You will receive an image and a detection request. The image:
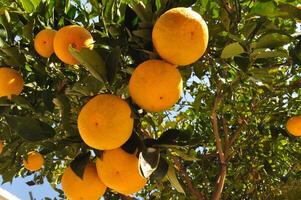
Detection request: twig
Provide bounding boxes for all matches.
[172,156,208,200]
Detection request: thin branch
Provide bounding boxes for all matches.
[222,116,229,148]
[120,194,137,200]
[220,0,235,15]
[172,156,208,200]
[211,81,227,200]
[210,82,225,164]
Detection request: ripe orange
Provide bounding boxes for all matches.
[286,115,301,137]
[34,29,56,58]
[129,59,183,112]
[0,67,24,99]
[61,162,107,200]
[77,94,134,150]
[53,25,94,65]
[152,7,209,66]
[0,140,3,154]
[23,151,44,171]
[96,148,147,195]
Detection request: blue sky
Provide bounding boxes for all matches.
[0,176,59,199]
[1,1,301,200]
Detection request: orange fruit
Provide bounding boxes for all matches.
[152,7,209,66]
[23,151,44,171]
[53,25,94,65]
[0,140,3,154]
[77,94,134,150]
[61,162,107,200]
[34,29,56,58]
[0,67,24,99]
[129,59,183,112]
[286,115,301,137]
[96,148,147,195]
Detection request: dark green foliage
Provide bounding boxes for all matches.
[0,0,300,199]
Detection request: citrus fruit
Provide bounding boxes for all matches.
[77,94,134,150]
[152,7,209,65]
[53,25,94,65]
[23,151,44,171]
[0,67,24,99]
[61,162,107,200]
[96,148,147,195]
[0,140,3,154]
[286,115,301,137]
[34,28,56,58]
[129,59,183,112]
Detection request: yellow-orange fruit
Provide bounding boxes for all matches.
[0,67,24,99]
[152,7,209,66]
[23,151,44,171]
[34,29,56,58]
[77,94,133,150]
[129,59,183,112]
[286,115,301,137]
[53,25,94,65]
[96,148,147,195]
[0,140,4,154]
[61,162,107,200]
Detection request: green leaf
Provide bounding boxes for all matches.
[53,94,77,136]
[157,129,180,145]
[69,47,107,83]
[166,164,186,195]
[250,1,278,17]
[5,115,56,141]
[253,33,293,49]
[132,29,151,41]
[105,47,121,83]
[221,42,245,59]
[18,0,35,13]
[31,0,41,8]
[172,148,200,161]
[1,46,26,68]
[152,157,169,180]
[70,153,90,180]
[23,21,34,41]
[250,49,289,59]
[138,147,160,178]
[121,133,142,154]
[11,96,34,110]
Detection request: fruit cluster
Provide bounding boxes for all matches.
[0,6,300,200]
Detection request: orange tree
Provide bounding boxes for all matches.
[0,0,301,199]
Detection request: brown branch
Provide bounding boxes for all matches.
[220,0,234,15]
[211,82,227,200]
[172,156,208,200]
[211,83,225,164]
[222,116,229,148]
[120,194,137,200]
[213,164,227,200]
[200,152,218,159]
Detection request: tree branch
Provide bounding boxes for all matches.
[211,82,227,200]
[211,83,224,164]
[222,116,229,148]
[172,156,208,200]
[120,194,137,200]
